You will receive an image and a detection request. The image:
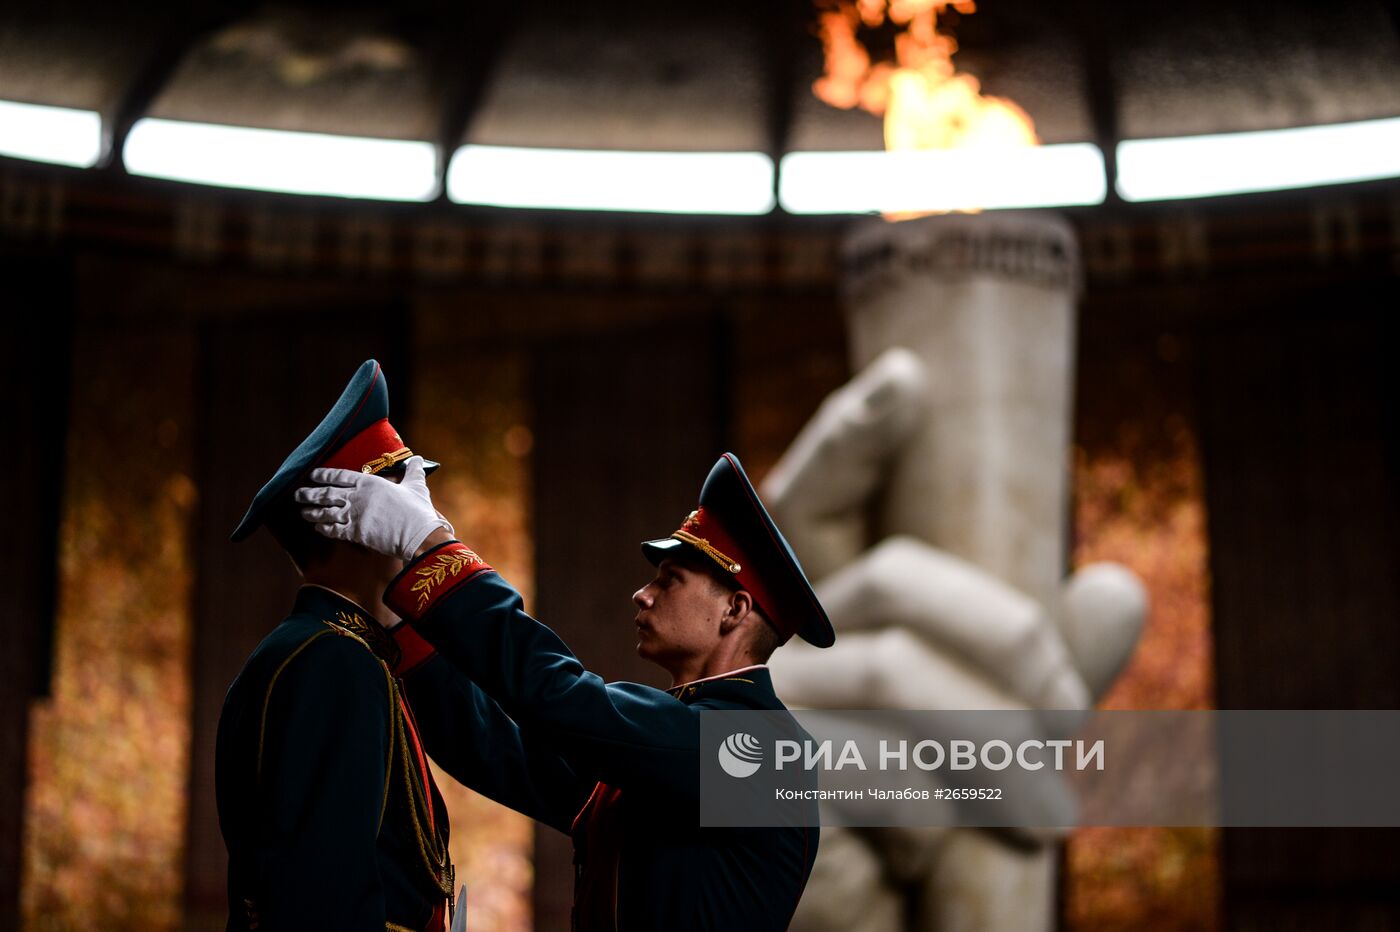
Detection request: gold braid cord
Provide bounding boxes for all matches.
[671,529,741,574]
[320,617,454,901]
[389,676,455,897]
[362,446,414,475]
[254,624,451,927]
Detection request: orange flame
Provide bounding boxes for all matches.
[814,0,1038,213]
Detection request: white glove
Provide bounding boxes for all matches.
[295,456,454,562]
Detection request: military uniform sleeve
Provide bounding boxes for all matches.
[401,653,592,835]
[253,634,392,930]
[385,542,700,798]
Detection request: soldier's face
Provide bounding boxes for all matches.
[632,558,732,671]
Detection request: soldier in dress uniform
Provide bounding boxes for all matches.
[217,359,465,931]
[296,451,836,930]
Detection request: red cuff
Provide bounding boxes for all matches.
[386,541,493,622]
[391,623,437,676]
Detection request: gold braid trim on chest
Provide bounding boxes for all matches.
[317,616,454,897]
[389,674,455,897]
[253,624,452,919]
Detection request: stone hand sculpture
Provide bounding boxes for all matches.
[762,213,1148,932]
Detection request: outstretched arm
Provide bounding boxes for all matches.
[385,542,702,800]
[398,650,592,835]
[296,461,703,799]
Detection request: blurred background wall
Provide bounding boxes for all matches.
[3,1,1400,929]
[5,165,1397,930]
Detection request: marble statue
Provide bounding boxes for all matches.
[764,212,1147,932]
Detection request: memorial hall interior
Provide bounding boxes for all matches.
[2,0,1398,929]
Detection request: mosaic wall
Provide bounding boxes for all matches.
[1064,326,1221,931]
[23,323,197,929]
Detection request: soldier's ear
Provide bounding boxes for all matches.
[727,589,754,622]
[719,591,749,637]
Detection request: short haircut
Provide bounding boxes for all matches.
[682,552,788,661]
[264,497,335,575]
[744,608,785,662]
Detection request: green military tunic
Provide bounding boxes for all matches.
[385,542,818,931]
[215,585,454,931]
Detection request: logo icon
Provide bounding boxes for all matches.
[718,732,764,778]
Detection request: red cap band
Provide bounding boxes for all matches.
[321,418,410,474]
[674,507,788,641]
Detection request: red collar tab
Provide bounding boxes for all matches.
[320,418,413,475]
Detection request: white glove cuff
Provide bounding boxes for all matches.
[402,516,455,563]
